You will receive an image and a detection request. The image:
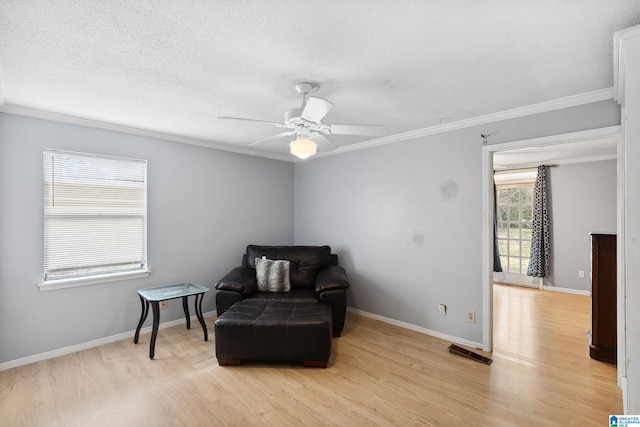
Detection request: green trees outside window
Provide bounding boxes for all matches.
[497,186,534,274]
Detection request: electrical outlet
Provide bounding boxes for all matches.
[438,304,447,316]
[466,310,476,323]
[578,270,585,278]
[160,301,168,309]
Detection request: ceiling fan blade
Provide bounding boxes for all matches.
[310,134,337,152]
[218,116,282,126]
[249,131,294,146]
[301,97,333,123]
[329,123,387,137]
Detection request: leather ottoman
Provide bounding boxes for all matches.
[214,301,332,368]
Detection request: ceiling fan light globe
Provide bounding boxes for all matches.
[290,137,317,159]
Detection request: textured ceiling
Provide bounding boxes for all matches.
[1,1,639,161]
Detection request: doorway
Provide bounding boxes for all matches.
[481,125,621,354]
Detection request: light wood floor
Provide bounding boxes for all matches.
[0,284,621,426]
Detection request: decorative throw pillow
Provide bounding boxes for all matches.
[255,257,291,292]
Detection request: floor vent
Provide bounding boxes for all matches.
[448,344,493,365]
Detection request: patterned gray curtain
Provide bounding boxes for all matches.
[493,180,503,272]
[527,165,550,277]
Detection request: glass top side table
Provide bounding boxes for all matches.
[134,282,209,359]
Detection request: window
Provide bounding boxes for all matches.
[42,149,148,288]
[496,183,534,274]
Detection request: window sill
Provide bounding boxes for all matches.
[38,270,151,291]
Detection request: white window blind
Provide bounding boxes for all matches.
[43,149,147,281]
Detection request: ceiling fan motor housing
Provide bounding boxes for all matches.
[295,81,319,96]
[284,108,304,124]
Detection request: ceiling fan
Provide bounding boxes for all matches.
[218,81,386,159]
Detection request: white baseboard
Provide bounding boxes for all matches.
[347,307,483,349]
[496,281,591,296]
[3,307,488,371]
[620,375,628,414]
[494,281,539,289]
[0,311,217,371]
[542,285,591,296]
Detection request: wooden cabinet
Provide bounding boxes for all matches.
[589,233,617,364]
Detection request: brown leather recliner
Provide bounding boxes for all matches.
[214,245,350,337]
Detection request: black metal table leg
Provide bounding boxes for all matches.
[135,283,209,359]
[195,293,208,341]
[182,296,191,329]
[149,301,160,359]
[134,296,149,344]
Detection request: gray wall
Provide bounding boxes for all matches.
[0,113,294,363]
[547,160,617,292]
[0,98,622,363]
[294,100,620,344]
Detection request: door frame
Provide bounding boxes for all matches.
[481,125,622,354]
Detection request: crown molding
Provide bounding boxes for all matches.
[0,104,292,162]
[485,125,620,152]
[614,25,640,106]
[311,87,615,160]
[1,87,614,164]
[487,124,619,170]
